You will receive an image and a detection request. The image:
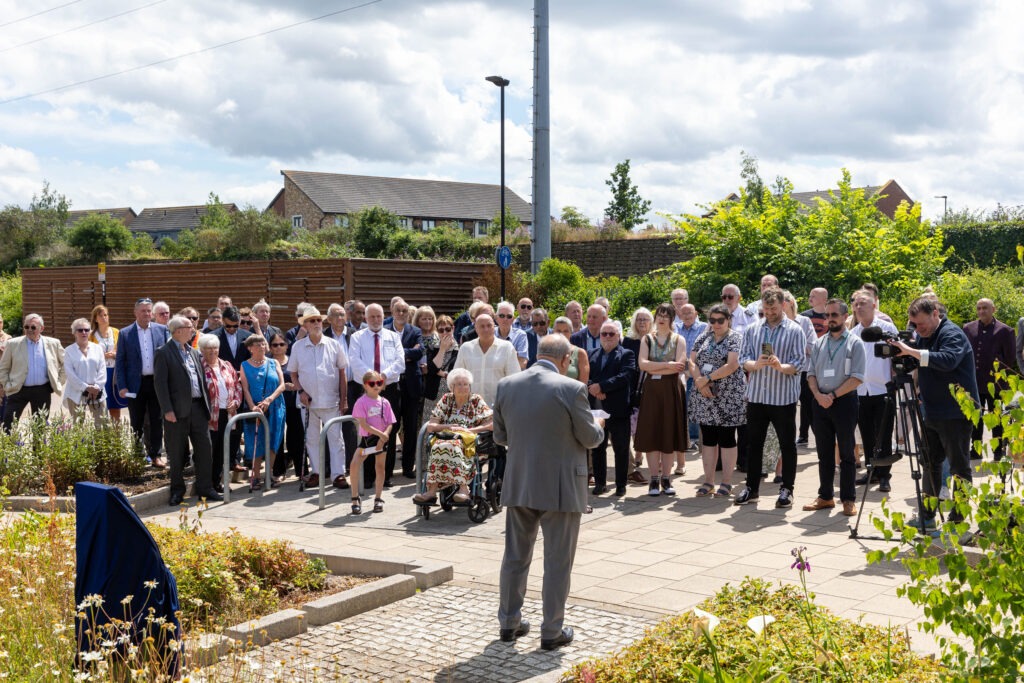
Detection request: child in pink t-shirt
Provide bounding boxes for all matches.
[350,370,396,514]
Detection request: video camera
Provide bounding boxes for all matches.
[860,326,919,373]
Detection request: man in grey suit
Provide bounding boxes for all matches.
[493,334,605,650]
[155,316,222,506]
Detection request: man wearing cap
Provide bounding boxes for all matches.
[289,307,351,488]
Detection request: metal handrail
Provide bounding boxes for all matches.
[316,415,358,510]
[222,411,270,504]
[415,422,430,496]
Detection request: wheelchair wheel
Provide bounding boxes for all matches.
[468,498,489,523]
[440,495,454,512]
[489,479,503,514]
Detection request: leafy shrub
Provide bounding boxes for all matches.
[0,414,144,495]
[942,221,1024,270]
[878,264,1024,328]
[599,272,676,322]
[565,577,943,682]
[0,271,22,335]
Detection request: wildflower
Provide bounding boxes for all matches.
[143,579,159,589]
[790,546,811,572]
[690,607,720,637]
[121,595,134,605]
[746,615,776,637]
[79,651,103,662]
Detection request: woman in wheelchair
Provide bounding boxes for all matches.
[414,368,493,505]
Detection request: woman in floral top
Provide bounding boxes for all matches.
[413,368,492,505]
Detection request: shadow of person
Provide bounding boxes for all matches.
[434,639,568,682]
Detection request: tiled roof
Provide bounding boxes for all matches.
[282,170,533,222]
[790,185,884,208]
[130,204,237,233]
[66,207,136,227]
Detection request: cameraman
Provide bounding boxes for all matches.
[850,289,898,492]
[889,296,979,528]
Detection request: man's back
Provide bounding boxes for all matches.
[493,364,603,513]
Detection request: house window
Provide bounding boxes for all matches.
[475,220,490,238]
[421,219,435,232]
[291,215,303,229]
[399,217,412,230]
[334,215,350,228]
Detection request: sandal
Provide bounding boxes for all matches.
[373,498,384,513]
[351,497,362,515]
[716,483,733,498]
[250,477,262,492]
[696,483,715,497]
[412,492,437,505]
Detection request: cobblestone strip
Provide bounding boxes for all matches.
[228,584,655,682]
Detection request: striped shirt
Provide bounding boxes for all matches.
[740,316,805,405]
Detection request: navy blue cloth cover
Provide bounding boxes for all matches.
[75,482,180,673]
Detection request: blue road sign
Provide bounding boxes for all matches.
[496,245,513,269]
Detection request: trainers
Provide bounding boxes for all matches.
[661,477,676,496]
[648,481,661,497]
[796,436,808,446]
[733,487,759,506]
[776,487,793,508]
[904,515,937,532]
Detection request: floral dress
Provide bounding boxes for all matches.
[427,392,492,488]
[688,329,746,427]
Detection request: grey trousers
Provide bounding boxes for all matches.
[498,506,581,640]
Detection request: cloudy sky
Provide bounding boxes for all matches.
[1,0,1021,224]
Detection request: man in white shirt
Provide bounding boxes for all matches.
[289,307,350,489]
[670,288,691,333]
[454,313,521,407]
[348,303,405,487]
[496,301,529,369]
[722,284,754,336]
[744,274,779,320]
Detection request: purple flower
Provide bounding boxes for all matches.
[790,546,811,572]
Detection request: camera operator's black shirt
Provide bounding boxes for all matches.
[916,317,980,421]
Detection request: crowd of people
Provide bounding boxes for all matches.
[0,277,1006,529]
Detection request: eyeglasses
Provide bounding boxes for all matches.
[239,320,253,326]
[305,318,323,324]
[437,327,453,333]
[25,325,38,331]
[223,323,239,330]
[519,304,533,310]
[708,317,727,325]
[721,294,736,300]
[75,328,90,334]
[365,380,384,388]
[186,316,199,321]
[600,331,618,337]
[531,321,547,327]
[270,342,287,347]
[497,313,514,319]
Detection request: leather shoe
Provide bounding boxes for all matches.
[499,620,530,642]
[198,489,224,502]
[878,479,892,493]
[842,501,857,516]
[627,470,647,484]
[614,486,626,497]
[168,492,184,506]
[591,485,608,495]
[541,626,574,651]
[801,497,835,511]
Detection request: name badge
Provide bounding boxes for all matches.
[845,358,851,375]
[823,369,836,378]
[702,363,713,375]
[651,374,662,380]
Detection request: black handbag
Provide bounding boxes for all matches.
[475,431,496,456]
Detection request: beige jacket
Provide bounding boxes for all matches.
[0,335,66,396]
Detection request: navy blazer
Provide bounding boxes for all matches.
[386,322,424,396]
[215,327,252,371]
[570,328,600,353]
[526,330,539,367]
[115,322,169,394]
[586,345,636,419]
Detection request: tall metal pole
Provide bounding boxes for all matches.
[500,83,506,302]
[531,0,551,273]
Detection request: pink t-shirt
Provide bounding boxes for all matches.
[352,394,396,437]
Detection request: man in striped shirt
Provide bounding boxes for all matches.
[734,287,806,509]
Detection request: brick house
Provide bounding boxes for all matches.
[267,170,533,238]
[129,203,238,242]
[712,179,915,219]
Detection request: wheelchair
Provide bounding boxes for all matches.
[414,423,503,523]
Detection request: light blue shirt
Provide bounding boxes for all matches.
[675,321,708,356]
[25,338,48,387]
[498,327,529,360]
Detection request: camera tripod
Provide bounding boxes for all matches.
[849,373,940,539]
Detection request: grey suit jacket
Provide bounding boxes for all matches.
[154,340,211,420]
[493,362,604,513]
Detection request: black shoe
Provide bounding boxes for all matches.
[499,620,530,642]
[733,487,758,505]
[796,436,808,445]
[541,626,574,651]
[776,487,793,509]
[855,472,880,486]
[199,489,224,502]
[213,483,224,494]
[169,492,184,506]
[878,478,892,493]
[614,486,626,497]
[383,479,393,489]
[592,485,609,495]
[772,475,784,484]
[660,477,676,496]
[735,464,747,473]
[402,470,416,478]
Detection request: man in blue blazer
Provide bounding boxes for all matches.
[587,321,636,497]
[213,306,251,471]
[385,299,423,480]
[569,304,606,354]
[115,298,170,466]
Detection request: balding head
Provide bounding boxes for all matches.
[586,304,608,335]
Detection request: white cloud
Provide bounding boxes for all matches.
[127,159,160,173]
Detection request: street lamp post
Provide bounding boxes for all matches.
[934,195,948,221]
[486,75,510,302]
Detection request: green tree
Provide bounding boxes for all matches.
[225,207,290,256]
[0,182,70,272]
[352,206,403,257]
[488,204,523,237]
[67,213,133,262]
[560,206,591,230]
[605,159,651,230]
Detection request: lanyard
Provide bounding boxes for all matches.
[826,332,848,363]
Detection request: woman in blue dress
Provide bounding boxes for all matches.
[239,335,286,490]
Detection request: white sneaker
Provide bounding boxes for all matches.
[938,485,950,501]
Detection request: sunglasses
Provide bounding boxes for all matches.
[270,342,287,347]
[497,313,514,319]
[136,297,153,305]
[75,328,90,334]
[600,331,618,337]
[437,327,453,333]
[223,323,239,330]
[721,294,736,300]
[708,317,727,325]
[186,316,199,321]
[25,325,39,331]
[531,321,547,327]
[365,380,385,388]
[239,320,253,326]
[305,318,323,324]
[519,304,533,310]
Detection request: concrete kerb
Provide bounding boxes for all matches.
[307,551,455,590]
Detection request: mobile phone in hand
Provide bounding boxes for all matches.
[761,342,774,356]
